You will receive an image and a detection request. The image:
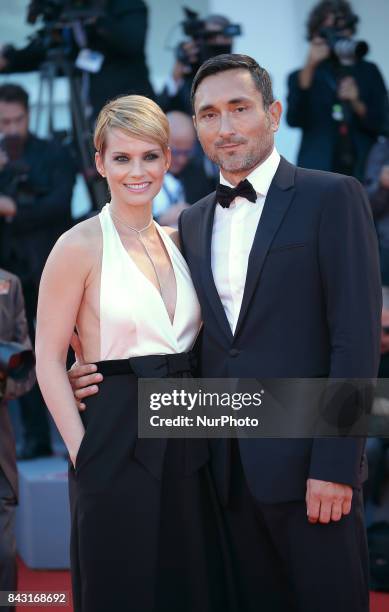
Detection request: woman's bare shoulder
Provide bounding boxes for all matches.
[56,214,102,255]
[162,226,181,251]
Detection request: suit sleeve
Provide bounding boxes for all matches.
[286,69,311,129]
[309,175,382,486]
[4,276,36,400]
[355,64,389,137]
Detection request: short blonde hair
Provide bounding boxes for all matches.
[94,95,169,155]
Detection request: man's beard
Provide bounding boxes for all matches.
[205,133,274,175]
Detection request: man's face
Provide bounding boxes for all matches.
[193,69,281,184]
[169,130,195,176]
[0,102,29,140]
[320,12,353,38]
[204,22,232,50]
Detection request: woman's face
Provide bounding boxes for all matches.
[96,128,170,208]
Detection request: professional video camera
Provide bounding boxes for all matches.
[0,341,35,401]
[175,7,241,75]
[319,13,368,63]
[3,0,108,210]
[26,0,106,26]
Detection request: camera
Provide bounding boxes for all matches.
[26,0,105,26]
[319,14,368,63]
[175,7,241,74]
[0,341,35,400]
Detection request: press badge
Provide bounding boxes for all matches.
[76,49,104,73]
[0,280,11,295]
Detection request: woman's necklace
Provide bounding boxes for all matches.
[109,206,165,296]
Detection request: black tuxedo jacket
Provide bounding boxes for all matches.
[179,157,382,503]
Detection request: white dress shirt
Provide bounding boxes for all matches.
[211,147,281,334]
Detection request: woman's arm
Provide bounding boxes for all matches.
[35,226,95,466]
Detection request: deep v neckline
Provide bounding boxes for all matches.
[107,208,178,327]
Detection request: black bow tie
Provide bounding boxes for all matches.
[216,178,257,209]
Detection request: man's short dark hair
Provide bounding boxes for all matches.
[191,53,274,112]
[0,84,29,111]
[307,1,357,40]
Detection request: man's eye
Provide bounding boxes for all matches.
[201,113,216,121]
[234,106,247,113]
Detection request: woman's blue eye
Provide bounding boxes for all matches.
[114,156,128,162]
[145,153,159,160]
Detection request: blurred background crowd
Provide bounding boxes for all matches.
[1,0,389,604]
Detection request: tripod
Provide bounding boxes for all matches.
[34,45,106,211]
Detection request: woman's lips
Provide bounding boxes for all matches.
[123,182,151,193]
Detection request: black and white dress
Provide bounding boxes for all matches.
[68,204,234,612]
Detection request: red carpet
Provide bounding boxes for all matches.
[16,556,389,611]
[16,558,72,611]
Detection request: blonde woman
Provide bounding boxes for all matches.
[35,96,230,612]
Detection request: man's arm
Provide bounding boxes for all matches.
[353,64,389,136]
[0,39,46,74]
[307,175,381,523]
[286,37,330,129]
[4,274,36,400]
[364,139,389,218]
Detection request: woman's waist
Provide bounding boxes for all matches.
[94,351,197,378]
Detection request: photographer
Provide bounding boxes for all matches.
[158,12,240,116]
[286,0,389,180]
[365,136,389,282]
[0,0,154,119]
[0,268,35,612]
[0,83,75,459]
[153,111,216,227]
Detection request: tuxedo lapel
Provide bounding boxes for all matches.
[199,193,234,344]
[234,158,296,338]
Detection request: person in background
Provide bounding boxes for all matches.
[0,84,76,459]
[0,0,154,120]
[153,111,215,226]
[0,268,35,612]
[286,0,389,180]
[158,14,235,116]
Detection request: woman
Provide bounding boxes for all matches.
[35,95,232,612]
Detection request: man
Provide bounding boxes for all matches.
[286,0,389,180]
[153,110,215,225]
[0,0,154,120]
[158,14,236,116]
[69,54,381,611]
[0,268,35,612]
[0,84,75,459]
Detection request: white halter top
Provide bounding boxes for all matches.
[98,204,201,360]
